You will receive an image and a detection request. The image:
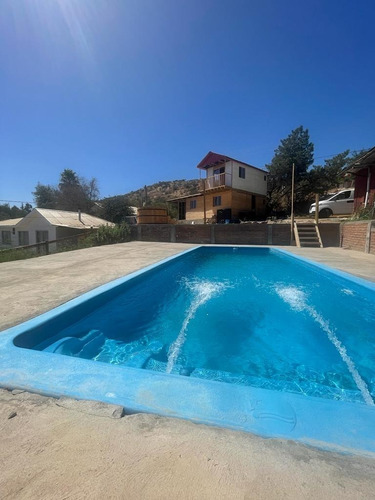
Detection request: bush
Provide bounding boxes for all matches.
[88,223,131,246]
[350,206,375,220]
[0,248,36,263]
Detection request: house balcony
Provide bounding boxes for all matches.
[201,173,232,192]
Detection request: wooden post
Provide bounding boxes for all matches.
[203,178,207,224]
[314,193,319,225]
[290,162,295,244]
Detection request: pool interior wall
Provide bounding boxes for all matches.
[1,246,375,457]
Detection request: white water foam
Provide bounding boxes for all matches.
[166,279,227,374]
[275,285,374,406]
[341,288,355,296]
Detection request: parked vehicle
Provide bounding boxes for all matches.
[309,188,354,218]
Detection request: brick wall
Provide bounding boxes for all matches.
[341,222,369,252]
[370,225,375,255]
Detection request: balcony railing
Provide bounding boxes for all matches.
[203,172,232,191]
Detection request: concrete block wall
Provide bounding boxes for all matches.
[130,223,341,248]
[318,223,341,247]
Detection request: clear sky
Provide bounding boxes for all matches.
[1,0,374,205]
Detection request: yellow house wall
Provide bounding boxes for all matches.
[185,190,233,220]
[184,189,266,220]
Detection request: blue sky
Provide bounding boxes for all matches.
[1,0,374,206]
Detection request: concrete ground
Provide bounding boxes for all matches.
[1,242,375,499]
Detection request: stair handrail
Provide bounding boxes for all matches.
[293,222,301,247]
[314,222,324,248]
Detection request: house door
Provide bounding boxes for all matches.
[178,202,186,220]
[217,208,231,223]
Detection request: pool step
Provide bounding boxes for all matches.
[95,339,164,367]
[43,329,105,358]
[125,341,164,368]
[294,223,323,248]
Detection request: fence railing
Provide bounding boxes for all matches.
[0,231,96,263]
[203,173,232,190]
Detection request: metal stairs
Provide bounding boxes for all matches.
[294,222,323,248]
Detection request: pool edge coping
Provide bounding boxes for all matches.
[0,245,374,458]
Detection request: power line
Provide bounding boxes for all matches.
[0,199,34,205]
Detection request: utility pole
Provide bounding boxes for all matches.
[315,193,319,225]
[290,162,295,245]
[203,178,207,224]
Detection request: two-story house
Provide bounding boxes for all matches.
[171,151,268,222]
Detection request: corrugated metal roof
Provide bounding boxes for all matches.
[346,146,375,173]
[34,208,114,228]
[0,218,23,226]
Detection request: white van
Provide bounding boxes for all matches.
[309,188,354,218]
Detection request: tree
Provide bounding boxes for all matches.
[97,196,134,224]
[33,183,59,208]
[304,149,367,197]
[267,126,314,213]
[0,203,33,220]
[33,169,100,213]
[57,169,86,211]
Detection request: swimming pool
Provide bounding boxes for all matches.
[1,247,375,455]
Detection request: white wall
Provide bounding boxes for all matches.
[205,160,267,195]
[15,211,56,246]
[230,161,267,194]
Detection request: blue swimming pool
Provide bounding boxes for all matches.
[1,247,375,455]
[17,246,375,407]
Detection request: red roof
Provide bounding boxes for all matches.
[196,151,266,173]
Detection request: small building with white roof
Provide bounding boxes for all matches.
[0,208,113,248]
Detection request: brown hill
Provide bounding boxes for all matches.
[121,179,201,207]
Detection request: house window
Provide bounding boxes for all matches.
[18,231,29,246]
[239,166,246,179]
[189,200,197,209]
[1,231,11,245]
[264,175,267,181]
[213,196,222,207]
[213,167,225,175]
[36,230,49,243]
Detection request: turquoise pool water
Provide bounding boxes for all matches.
[19,247,375,406]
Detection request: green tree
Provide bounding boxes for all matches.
[267,126,314,212]
[0,203,33,220]
[57,169,86,211]
[33,183,59,208]
[33,169,99,213]
[98,196,134,224]
[304,149,367,197]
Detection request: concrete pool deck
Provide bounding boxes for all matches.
[1,242,375,498]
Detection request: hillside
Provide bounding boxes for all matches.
[120,179,201,207]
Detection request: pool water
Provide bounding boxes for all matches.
[19,247,375,406]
